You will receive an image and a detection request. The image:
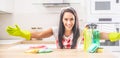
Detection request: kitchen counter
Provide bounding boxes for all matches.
[0,40,55,49]
[101,46,120,58]
[0,48,116,58]
[0,40,119,58]
[0,40,23,44]
[0,40,24,49]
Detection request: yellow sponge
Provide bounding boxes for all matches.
[96,48,103,53]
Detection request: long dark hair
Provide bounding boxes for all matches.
[58,7,80,49]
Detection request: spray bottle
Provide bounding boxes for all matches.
[83,23,100,53]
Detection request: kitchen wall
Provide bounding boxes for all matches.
[0,0,86,40]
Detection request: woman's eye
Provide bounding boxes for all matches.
[70,18,73,21]
[64,18,68,21]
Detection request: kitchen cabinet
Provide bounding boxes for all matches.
[0,0,14,13]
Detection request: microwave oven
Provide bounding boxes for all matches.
[91,0,120,14]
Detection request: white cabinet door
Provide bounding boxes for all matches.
[0,0,13,13]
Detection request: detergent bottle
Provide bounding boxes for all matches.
[92,24,100,46]
[88,23,100,53]
[83,24,93,51]
[83,23,100,53]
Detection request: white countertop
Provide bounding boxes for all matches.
[1,40,119,58]
[8,44,84,49]
[0,40,24,44]
[8,44,120,58]
[101,46,120,58]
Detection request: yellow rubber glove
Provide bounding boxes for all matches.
[6,25,31,40]
[109,32,120,42]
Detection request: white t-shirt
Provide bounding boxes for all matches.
[52,27,59,40]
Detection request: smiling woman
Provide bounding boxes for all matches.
[6,7,120,50]
[6,7,80,49]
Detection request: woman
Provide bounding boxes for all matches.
[6,7,80,49]
[6,7,120,49]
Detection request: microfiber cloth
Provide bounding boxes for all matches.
[25,45,53,54]
[25,48,53,54]
[38,48,53,53]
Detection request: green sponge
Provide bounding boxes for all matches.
[88,43,99,53]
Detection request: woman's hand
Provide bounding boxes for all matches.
[6,25,31,40]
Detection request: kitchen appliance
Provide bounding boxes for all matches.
[91,0,120,14]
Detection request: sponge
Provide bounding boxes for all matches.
[88,43,99,53]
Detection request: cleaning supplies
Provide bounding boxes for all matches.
[38,48,53,53]
[6,24,31,40]
[25,48,53,54]
[88,43,99,53]
[83,23,100,53]
[88,29,100,53]
[25,45,53,54]
[109,32,120,42]
[83,27,92,51]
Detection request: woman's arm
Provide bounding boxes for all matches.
[6,25,53,40]
[100,32,120,42]
[100,32,109,40]
[30,28,53,40]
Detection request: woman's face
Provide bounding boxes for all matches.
[62,12,75,31]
